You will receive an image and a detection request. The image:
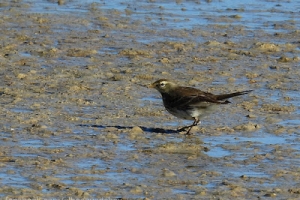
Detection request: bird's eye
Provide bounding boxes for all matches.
[160,82,166,87]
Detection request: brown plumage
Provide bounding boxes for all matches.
[149,79,252,135]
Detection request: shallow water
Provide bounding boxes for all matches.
[0,0,300,199]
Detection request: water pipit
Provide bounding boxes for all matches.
[149,79,252,135]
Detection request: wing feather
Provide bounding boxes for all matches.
[163,86,226,110]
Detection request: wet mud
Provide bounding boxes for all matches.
[0,0,299,199]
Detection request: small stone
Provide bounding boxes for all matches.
[162,168,176,177]
[130,126,143,134]
[227,77,236,82]
[264,193,277,197]
[106,133,118,139]
[234,123,261,131]
[240,175,248,179]
[58,0,64,5]
[17,73,27,79]
[130,186,143,194]
[159,57,170,63]
[277,56,291,62]
[246,114,256,118]
[230,14,242,19]
[104,127,118,132]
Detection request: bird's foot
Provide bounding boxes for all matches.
[177,125,193,132]
[177,125,196,135]
[178,120,201,135]
[185,128,193,135]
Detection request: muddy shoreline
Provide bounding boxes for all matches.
[0,0,299,199]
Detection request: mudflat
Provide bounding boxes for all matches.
[0,0,299,199]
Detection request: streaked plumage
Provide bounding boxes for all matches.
[149,79,252,135]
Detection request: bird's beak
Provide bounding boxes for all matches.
[148,83,155,88]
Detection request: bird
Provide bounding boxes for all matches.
[149,79,253,135]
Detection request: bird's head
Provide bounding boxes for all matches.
[149,79,178,94]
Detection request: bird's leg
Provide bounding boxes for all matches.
[177,118,200,134]
[177,124,193,132]
[177,118,199,131]
[192,118,200,126]
[185,118,200,135]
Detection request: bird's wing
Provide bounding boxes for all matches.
[169,87,226,108]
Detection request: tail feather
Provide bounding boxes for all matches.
[217,90,253,101]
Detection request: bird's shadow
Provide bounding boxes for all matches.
[78,124,178,134]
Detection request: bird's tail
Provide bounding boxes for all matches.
[217,90,253,104]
